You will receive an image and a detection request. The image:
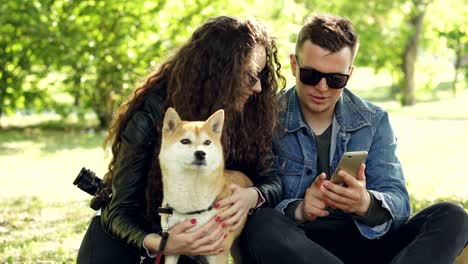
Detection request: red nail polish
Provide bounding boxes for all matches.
[191,219,197,224]
[223,233,228,239]
[222,222,227,228]
[215,215,221,222]
[215,203,220,209]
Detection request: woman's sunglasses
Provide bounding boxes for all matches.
[246,68,268,87]
[295,55,349,89]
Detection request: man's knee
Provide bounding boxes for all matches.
[425,202,468,239]
[433,202,467,222]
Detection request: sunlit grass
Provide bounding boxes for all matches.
[0,197,91,263]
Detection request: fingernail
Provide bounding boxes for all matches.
[222,222,228,228]
[215,203,220,209]
[191,219,197,224]
[220,248,224,253]
[223,233,228,239]
[215,215,221,222]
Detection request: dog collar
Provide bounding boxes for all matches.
[161,202,215,215]
[184,202,215,215]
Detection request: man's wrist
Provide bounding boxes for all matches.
[294,201,306,224]
[355,191,372,216]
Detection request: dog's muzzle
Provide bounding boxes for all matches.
[192,150,207,166]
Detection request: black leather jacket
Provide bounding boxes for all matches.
[100,87,282,254]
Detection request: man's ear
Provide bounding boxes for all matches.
[204,109,224,135]
[162,107,181,136]
[348,65,355,80]
[290,53,297,78]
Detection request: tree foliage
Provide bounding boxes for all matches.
[1,0,466,128]
[0,1,56,119]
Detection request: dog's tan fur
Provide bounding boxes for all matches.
[159,108,252,264]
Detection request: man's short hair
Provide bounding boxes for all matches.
[296,14,359,62]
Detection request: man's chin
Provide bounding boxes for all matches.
[307,103,333,115]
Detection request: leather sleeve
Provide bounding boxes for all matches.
[100,96,164,254]
[251,151,283,208]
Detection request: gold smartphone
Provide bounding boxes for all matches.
[330,151,368,185]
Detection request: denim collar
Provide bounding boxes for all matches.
[283,87,371,133]
[283,88,309,133]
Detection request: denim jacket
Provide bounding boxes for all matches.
[273,87,411,239]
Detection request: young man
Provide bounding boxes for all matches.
[240,14,468,264]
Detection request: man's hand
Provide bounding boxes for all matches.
[296,173,329,222]
[321,164,371,215]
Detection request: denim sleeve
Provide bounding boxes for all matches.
[275,198,304,215]
[357,112,411,239]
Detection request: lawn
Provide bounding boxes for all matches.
[1,88,467,263]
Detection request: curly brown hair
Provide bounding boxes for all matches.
[102,16,285,218]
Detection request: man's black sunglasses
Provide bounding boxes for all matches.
[295,55,349,89]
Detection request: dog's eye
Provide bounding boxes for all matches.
[180,139,191,144]
[203,140,211,146]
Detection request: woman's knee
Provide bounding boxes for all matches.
[241,208,300,247]
[243,208,287,237]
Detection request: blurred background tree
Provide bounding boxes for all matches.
[1,0,466,127]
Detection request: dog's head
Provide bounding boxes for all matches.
[159,107,224,174]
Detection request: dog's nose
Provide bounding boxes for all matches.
[194,151,206,160]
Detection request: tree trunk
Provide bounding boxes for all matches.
[401,3,428,106]
[390,70,401,99]
[97,112,111,130]
[0,71,7,128]
[0,88,4,129]
[453,42,462,95]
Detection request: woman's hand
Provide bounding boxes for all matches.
[215,184,259,231]
[145,216,228,256]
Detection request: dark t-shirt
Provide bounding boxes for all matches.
[316,124,332,177]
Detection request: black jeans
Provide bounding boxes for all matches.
[77,216,199,264]
[241,202,468,264]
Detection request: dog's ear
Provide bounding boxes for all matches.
[204,109,224,135]
[163,107,182,136]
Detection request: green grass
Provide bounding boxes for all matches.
[1,86,467,263]
[0,127,106,263]
[0,197,90,263]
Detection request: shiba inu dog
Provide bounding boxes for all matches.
[159,107,253,264]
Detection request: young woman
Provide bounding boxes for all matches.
[77,16,285,263]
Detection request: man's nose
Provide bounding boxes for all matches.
[315,77,328,91]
